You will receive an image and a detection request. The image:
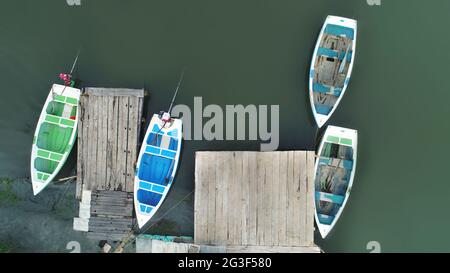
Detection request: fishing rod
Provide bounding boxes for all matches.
[51,48,82,109]
[69,48,82,75]
[57,48,82,95]
[152,68,186,144]
[167,68,186,115]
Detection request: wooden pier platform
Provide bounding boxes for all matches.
[194,151,320,253]
[75,87,144,197]
[73,87,144,241]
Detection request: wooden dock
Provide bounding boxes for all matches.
[75,87,144,197]
[194,151,320,253]
[73,87,144,241]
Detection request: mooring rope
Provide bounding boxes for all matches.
[113,189,194,253]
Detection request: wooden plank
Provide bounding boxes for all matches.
[96,95,107,190]
[229,152,242,245]
[291,151,303,246]
[91,197,132,206]
[91,194,132,201]
[89,217,133,226]
[223,152,233,244]
[240,152,249,246]
[89,224,132,233]
[86,95,98,190]
[277,152,288,246]
[206,153,217,244]
[193,152,201,243]
[126,95,139,192]
[256,152,265,245]
[76,94,85,199]
[262,152,273,246]
[85,88,144,97]
[105,96,113,190]
[89,221,132,229]
[92,95,100,189]
[271,152,280,246]
[115,96,129,191]
[81,94,90,191]
[305,151,315,246]
[91,203,133,211]
[286,151,296,245]
[247,152,258,245]
[92,190,130,197]
[297,151,307,246]
[91,206,133,217]
[214,153,226,245]
[107,97,121,190]
[136,96,144,151]
[194,152,207,244]
[87,232,128,242]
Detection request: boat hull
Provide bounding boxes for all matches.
[30,84,80,195]
[313,125,358,238]
[134,114,182,228]
[309,15,357,128]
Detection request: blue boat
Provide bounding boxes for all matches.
[134,113,182,228]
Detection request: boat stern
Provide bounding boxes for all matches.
[326,15,357,30]
[326,125,358,145]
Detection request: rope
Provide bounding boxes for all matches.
[113,189,194,252]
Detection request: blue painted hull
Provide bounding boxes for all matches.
[134,114,182,228]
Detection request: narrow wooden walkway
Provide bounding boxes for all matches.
[194,151,319,252]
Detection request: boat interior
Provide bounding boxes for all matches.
[315,142,354,225]
[46,101,77,119]
[34,101,77,174]
[137,130,179,208]
[313,28,354,116]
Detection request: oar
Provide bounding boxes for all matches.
[338,44,351,74]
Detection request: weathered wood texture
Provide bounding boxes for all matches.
[86,190,134,242]
[76,88,144,199]
[194,151,316,248]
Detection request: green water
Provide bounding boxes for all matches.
[1,0,450,252]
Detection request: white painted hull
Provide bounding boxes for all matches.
[30,84,80,195]
[313,125,358,238]
[309,15,357,128]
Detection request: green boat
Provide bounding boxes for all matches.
[30,84,80,195]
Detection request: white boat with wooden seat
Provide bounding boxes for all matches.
[309,15,357,128]
[314,125,358,238]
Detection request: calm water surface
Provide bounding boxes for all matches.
[1,0,449,252]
